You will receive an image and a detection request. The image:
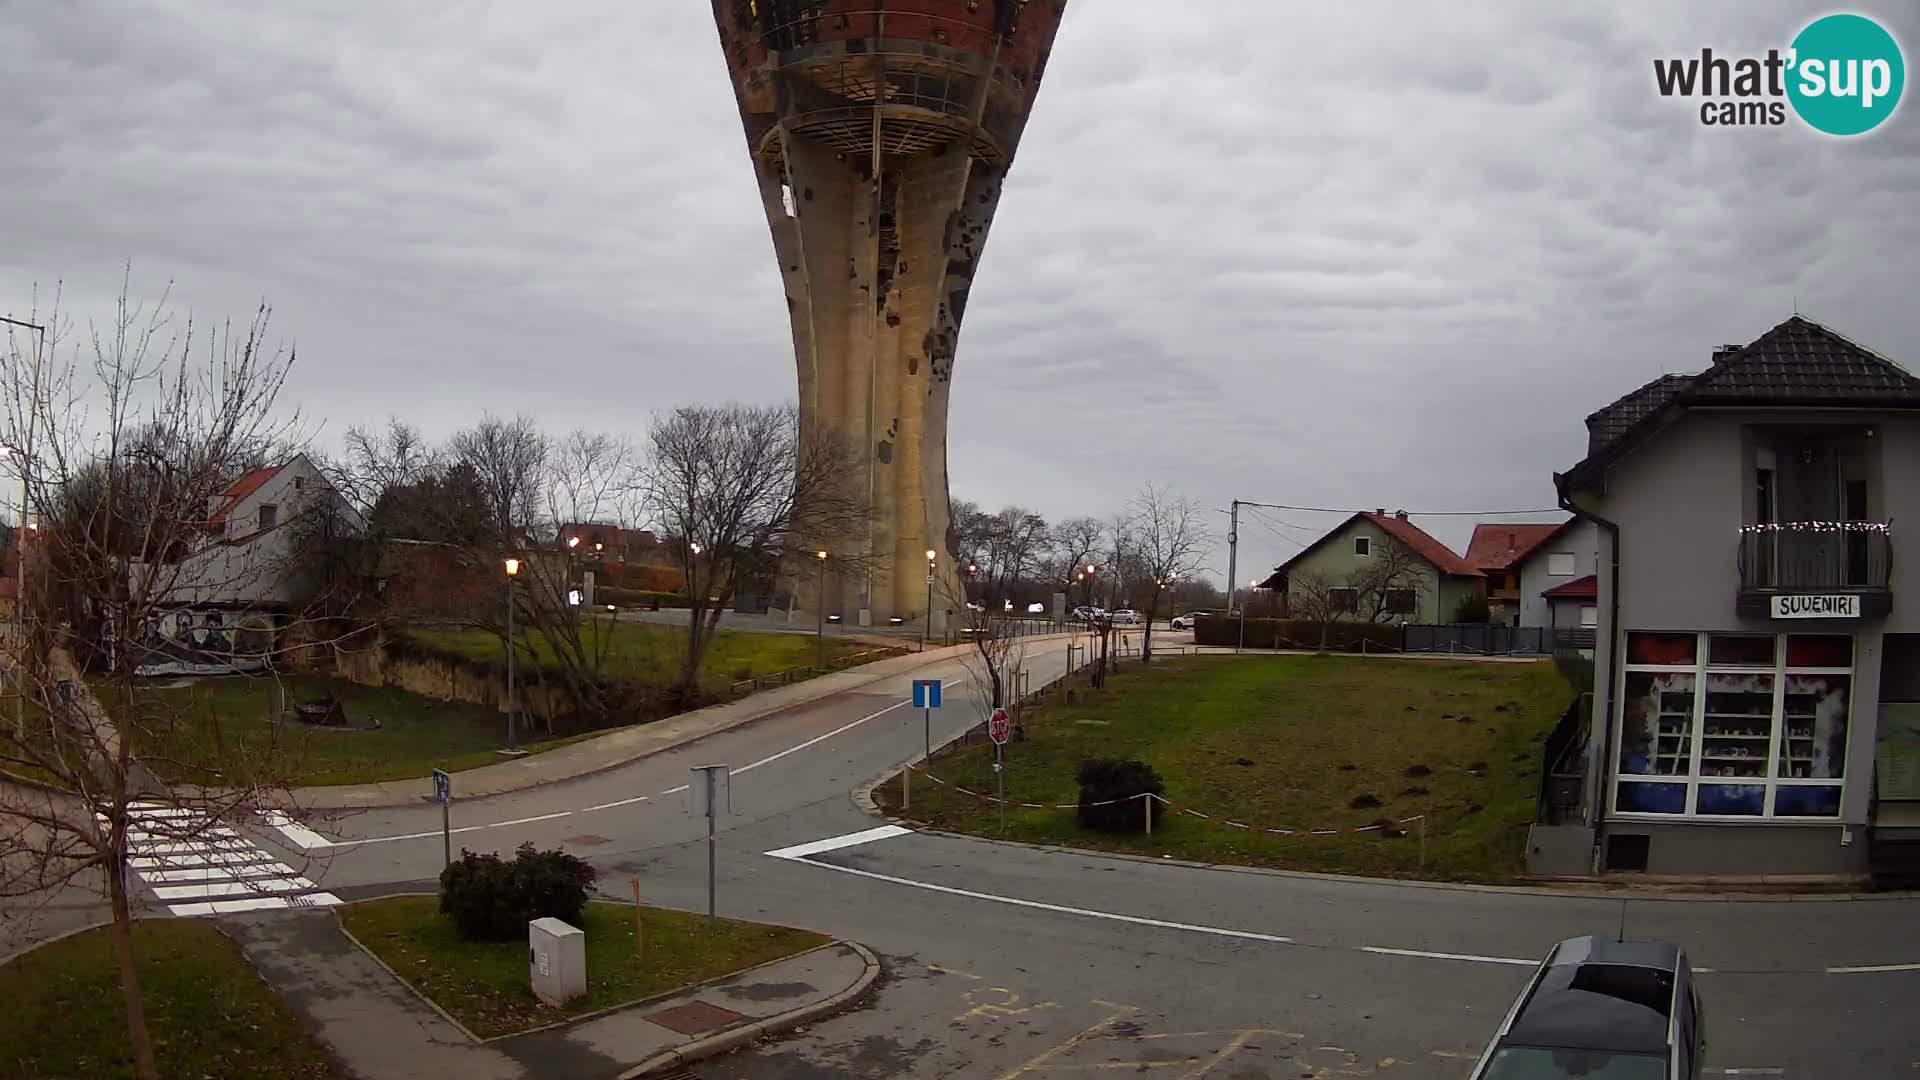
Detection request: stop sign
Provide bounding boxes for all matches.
[988,708,1011,745]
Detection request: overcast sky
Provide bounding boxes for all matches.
[3,1,1915,584]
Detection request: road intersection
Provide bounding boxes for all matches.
[139,635,1917,1077]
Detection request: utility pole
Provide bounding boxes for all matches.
[3,317,45,740]
[1226,500,1240,654]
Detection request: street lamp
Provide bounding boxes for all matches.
[3,316,44,740]
[567,535,580,550]
[502,557,525,753]
[814,549,829,666]
[923,549,937,650]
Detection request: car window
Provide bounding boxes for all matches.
[1480,1046,1667,1079]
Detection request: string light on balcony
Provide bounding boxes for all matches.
[1739,521,1893,535]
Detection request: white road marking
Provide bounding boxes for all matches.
[765,825,913,860]
[1358,946,1537,967]
[151,877,317,901]
[733,691,940,776]
[144,863,297,884]
[769,844,1292,944]
[262,812,334,851]
[581,795,650,812]
[131,849,280,871]
[1713,1069,1786,1076]
[321,810,577,850]
[165,892,342,917]
[1826,962,1920,973]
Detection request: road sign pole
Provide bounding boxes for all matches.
[705,769,717,926]
[441,800,451,868]
[923,706,931,763]
[996,741,1006,833]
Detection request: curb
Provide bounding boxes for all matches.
[612,941,882,1080]
[0,914,116,968]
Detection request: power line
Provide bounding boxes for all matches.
[1235,499,1564,518]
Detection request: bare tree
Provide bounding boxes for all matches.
[1049,516,1106,608]
[971,506,1049,611]
[0,277,319,1080]
[643,403,869,703]
[1348,536,1432,624]
[1284,569,1353,651]
[1125,485,1211,663]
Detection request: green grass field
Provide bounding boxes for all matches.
[0,920,335,1080]
[876,654,1574,882]
[408,619,881,699]
[340,896,830,1038]
[91,674,598,788]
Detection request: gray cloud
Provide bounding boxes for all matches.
[3,0,1917,573]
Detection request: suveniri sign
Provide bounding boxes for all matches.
[1771,594,1861,619]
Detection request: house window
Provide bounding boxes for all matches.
[1579,605,1597,628]
[1329,587,1358,613]
[1385,589,1416,614]
[258,504,278,531]
[1613,631,1850,819]
[1547,552,1576,577]
[293,475,307,492]
[1353,537,1371,557]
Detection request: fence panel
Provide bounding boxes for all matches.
[1403,624,1553,656]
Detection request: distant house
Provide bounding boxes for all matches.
[1260,510,1483,625]
[1508,518,1603,646]
[128,454,363,675]
[1465,523,1568,626]
[557,523,662,562]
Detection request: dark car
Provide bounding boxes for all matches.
[1468,936,1705,1079]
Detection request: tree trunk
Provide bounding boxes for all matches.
[107,842,160,1080]
[1141,598,1157,664]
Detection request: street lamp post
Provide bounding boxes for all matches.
[503,557,523,754]
[814,550,828,667]
[3,317,45,740]
[922,549,937,650]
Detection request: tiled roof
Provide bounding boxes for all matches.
[208,465,282,527]
[1358,513,1482,577]
[1541,574,1598,600]
[1464,523,1568,573]
[1566,316,1920,487]
[1585,374,1691,457]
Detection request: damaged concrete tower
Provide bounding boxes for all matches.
[712,1,1069,625]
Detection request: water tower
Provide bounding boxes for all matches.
[711,1,1069,625]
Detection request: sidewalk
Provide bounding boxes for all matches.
[224,908,878,1080]
[297,631,1080,810]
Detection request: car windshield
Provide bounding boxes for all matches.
[1481,1046,1667,1079]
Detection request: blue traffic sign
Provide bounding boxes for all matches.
[431,768,452,806]
[912,679,942,709]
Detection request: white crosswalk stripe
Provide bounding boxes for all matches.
[103,805,339,917]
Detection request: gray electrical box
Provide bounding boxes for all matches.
[528,917,586,1007]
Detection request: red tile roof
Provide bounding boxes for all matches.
[1356,513,1482,577]
[208,465,282,528]
[1465,522,1570,573]
[1541,574,1598,600]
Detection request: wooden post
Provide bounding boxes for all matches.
[902,762,911,811]
[1417,816,1428,869]
[1144,793,1153,836]
[641,876,656,957]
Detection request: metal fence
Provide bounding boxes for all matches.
[1403,624,1555,656]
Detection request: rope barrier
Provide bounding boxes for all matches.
[903,765,1427,837]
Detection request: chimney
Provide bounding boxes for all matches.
[1396,511,1410,522]
[1711,343,1743,365]
[1375,507,1387,516]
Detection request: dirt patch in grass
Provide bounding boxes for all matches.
[340,896,830,1038]
[0,920,334,1080]
[877,654,1573,882]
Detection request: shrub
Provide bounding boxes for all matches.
[438,842,598,941]
[1076,758,1165,833]
[1452,592,1491,624]
[594,587,691,610]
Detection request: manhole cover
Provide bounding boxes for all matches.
[647,1000,748,1035]
[563,834,612,846]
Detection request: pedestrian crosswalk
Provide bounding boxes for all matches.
[105,803,341,917]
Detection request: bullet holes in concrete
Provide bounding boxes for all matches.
[886,312,901,328]
[907,355,919,375]
[876,440,893,464]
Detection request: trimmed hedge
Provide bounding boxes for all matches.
[1191,615,1403,653]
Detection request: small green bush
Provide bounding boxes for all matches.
[438,842,598,941]
[593,587,691,610]
[1076,758,1164,833]
[1452,592,1491,624]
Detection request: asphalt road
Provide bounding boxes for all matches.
[186,631,1920,1077]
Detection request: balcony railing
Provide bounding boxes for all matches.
[1737,522,1893,592]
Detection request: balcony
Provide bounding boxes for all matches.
[1736,522,1893,618]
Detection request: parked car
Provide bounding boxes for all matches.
[1169,611,1214,630]
[1468,936,1704,1080]
[1110,609,1141,625]
[1071,606,1106,622]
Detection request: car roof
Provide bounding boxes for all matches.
[1502,937,1681,1056]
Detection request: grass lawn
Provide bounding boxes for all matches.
[94,675,600,787]
[0,919,335,1080]
[876,654,1574,882]
[408,619,882,698]
[340,896,830,1038]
